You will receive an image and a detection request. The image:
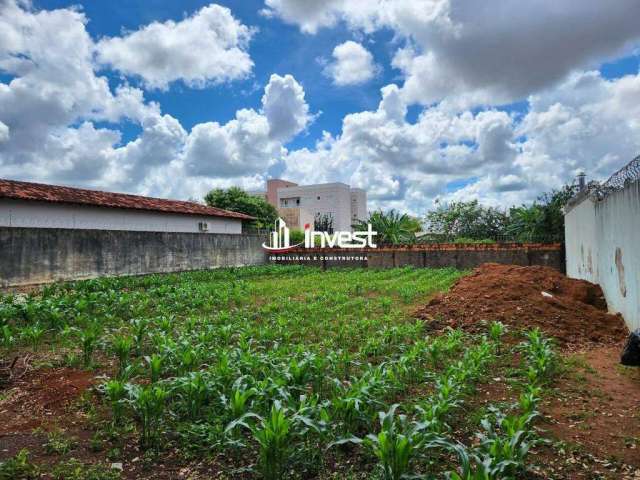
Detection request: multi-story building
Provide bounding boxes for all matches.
[249,179,367,231]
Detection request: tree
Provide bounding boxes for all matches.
[424,200,508,240]
[354,210,417,245]
[314,213,334,234]
[506,183,580,242]
[204,187,278,230]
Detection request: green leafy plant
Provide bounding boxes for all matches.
[21,323,45,351]
[79,324,100,368]
[0,449,39,480]
[130,384,168,449]
[43,429,77,455]
[145,354,163,383]
[104,379,127,425]
[111,335,133,377]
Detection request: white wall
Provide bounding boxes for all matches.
[350,188,367,223]
[565,180,640,330]
[277,183,354,231]
[0,199,242,234]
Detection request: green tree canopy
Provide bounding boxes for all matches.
[204,187,278,229]
[425,200,509,240]
[354,210,418,245]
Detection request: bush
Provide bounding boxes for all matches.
[289,228,305,245]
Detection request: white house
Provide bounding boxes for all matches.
[0,179,253,234]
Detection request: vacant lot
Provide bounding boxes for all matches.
[0,266,631,479]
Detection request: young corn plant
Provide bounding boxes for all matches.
[145,353,163,383]
[522,329,557,385]
[21,323,45,351]
[228,386,257,419]
[334,404,438,480]
[175,371,210,419]
[252,403,292,480]
[488,321,505,355]
[474,407,539,478]
[104,379,127,425]
[78,324,100,368]
[130,384,168,449]
[111,335,133,378]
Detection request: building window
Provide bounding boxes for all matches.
[317,196,320,200]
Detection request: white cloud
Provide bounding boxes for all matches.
[264,0,640,107]
[2,0,640,217]
[324,41,378,86]
[0,0,157,186]
[262,74,311,141]
[278,71,640,214]
[180,74,311,179]
[96,3,254,90]
[0,1,311,198]
[0,121,8,143]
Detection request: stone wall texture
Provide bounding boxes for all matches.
[270,243,564,272]
[0,227,267,288]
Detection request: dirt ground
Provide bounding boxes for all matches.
[417,263,640,479]
[1,264,639,479]
[415,263,628,349]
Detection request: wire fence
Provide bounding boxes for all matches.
[580,154,640,201]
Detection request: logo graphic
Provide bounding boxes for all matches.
[262,218,377,252]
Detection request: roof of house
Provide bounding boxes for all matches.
[0,178,255,220]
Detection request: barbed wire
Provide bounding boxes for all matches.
[576,154,640,201]
[601,154,640,190]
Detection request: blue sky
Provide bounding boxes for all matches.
[2,1,640,213]
[39,0,398,148]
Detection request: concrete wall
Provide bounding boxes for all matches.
[565,180,640,330]
[270,243,563,271]
[0,199,242,234]
[0,227,266,288]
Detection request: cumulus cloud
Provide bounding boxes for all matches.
[0,1,310,200]
[264,0,640,107]
[180,74,311,180]
[0,121,8,143]
[277,71,640,214]
[262,74,311,141]
[96,3,254,90]
[323,41,378,86]
[2,0,640,216]
[0,0,158,186]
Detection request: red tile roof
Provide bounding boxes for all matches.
[0,178,254,220]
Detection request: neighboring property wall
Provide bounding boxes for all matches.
[270,243,563,271]
[0,199,242,234]
[565,180,640,330]
[0,227,266,288]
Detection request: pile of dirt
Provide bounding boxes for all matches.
[415,263,628,348]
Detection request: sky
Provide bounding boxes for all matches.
[1,0,640,214]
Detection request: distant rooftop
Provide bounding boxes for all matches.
[0,178,254,220]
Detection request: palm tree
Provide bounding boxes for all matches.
[507,205,545,241]
[353,210,418,245]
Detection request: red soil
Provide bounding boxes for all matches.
[0,366,95,434]
[415,263,628,348]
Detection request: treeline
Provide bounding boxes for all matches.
[356,184,579,245]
